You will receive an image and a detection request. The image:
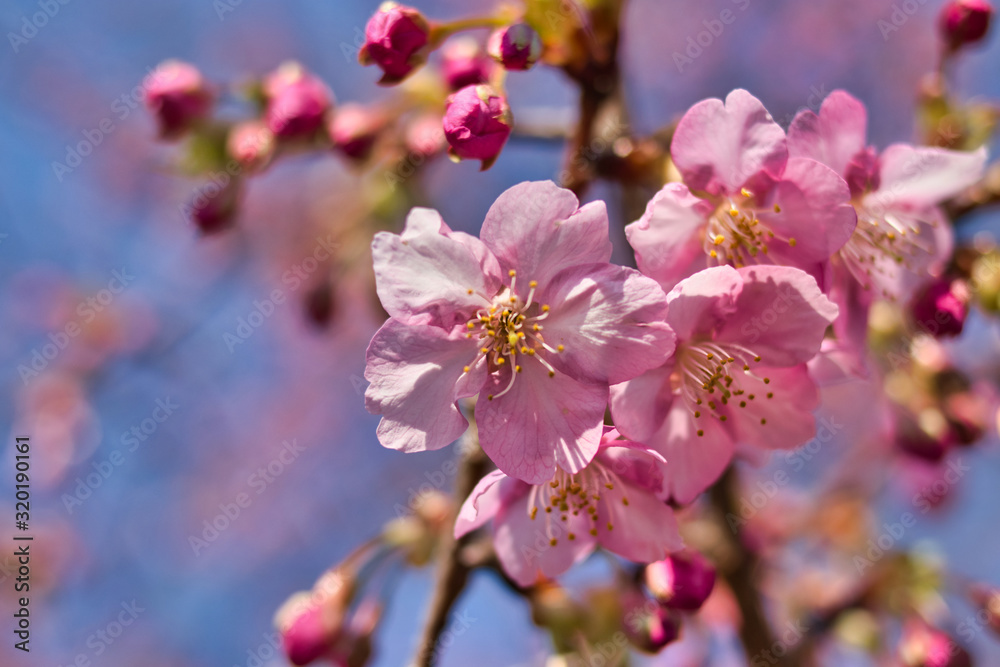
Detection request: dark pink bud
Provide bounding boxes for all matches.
[939,0,993,51]
[622,594,681,653]
[644,550,716,612]
[227,121,275,172]
[328,103,384,160]
[899,619,973,667]
[910,279,969,338]
[282,605,334,666]
[443,84,512,170]
[144,60,213,140]
[263,63,333,139]
[359,2,431,85]
[487,23,543,71]
[188,179,241,236]
[440,37,494,91]
[844,146,881,197]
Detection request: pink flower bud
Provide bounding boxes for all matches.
[939,0,993,51]
[327,103,384,160]
[644,550,716,612]
[359,2,431,85]
[969,585,1000,635]
[899,619,973,667]
[844,146,881,197]
[188,179,241,235]
[144,60,213,140]
[487,23,543,71]
[441,37,494,91]
[910,279,969,338]
[263,63,333,140]
[443,84,512,169]
[227,121,275,173]
[622,594,681,653]
[281,605,334,666]
[405,113,447,158]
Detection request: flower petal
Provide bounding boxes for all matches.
[722,365,820,450]
[372,208,500,327]
[454,469,510,538]
[671,89,787,196]
[595,477,683,563]
[650,403,734,506]
[493,490,597,587]
[787,90,869,178]
[365,320,485,452]
[872,145,986,211]
[479,180,612,289]
[756,158,857,264]
[665,266,743,341]
[714,266,838,367]
[476,363,606,484]
[609,362,676,443]
[542,264,676,385]
[627,183,714,291]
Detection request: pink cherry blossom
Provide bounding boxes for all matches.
[787,90,986,352]
[454,428,683,587]
[628,89,858,292]
[365,181,675,484]
[610,265,838,504]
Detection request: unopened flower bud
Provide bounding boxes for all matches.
[405,113,447,158]
[359,2,431,85]
[623,599,681,653]
[969,585,1000,635]
[188,179,241,235]
[278,598,335,666]
[939,0,994,51]
[328,103,384,160]
[144,60,213,140]
[899,619,973,667]
[487,23,543,71]
[304,280,336,328]
[443,84,512,170]
[227,121,275,173]
[844,146,881,197]
[264,63,333,139]
[911,279,969,338]
[644,550,716,612]
[441,37,494,90]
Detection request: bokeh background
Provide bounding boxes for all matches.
[1,0,999,665]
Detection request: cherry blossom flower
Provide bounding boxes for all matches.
[365,181,675,484]
[627,89,858,292]
[443,84,513,169]
[610,265,838,504]
[787,90,986,352]
[454,428,683,587]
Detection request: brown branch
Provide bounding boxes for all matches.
[410,441,489,667]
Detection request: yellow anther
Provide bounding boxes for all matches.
[508,333,519,348]
[697,429,704,437]
[463,366,470,373]
[556,344,564,352]
[526,349,535,356]
[729,208,739,217]
[467,322,475,329]
[714,235,725,246]
[515,365,522,373]
[529,280,538,288]
[773,204,782,213]
[760,418,767,425]
[541,304,550,312]
[496,357,506,365]
[710,250,718,258]
[548,370,555,378]
[508,269,517,277]
[789,238,797,247]
[480,347,489,354]
[741,188,752,198]
[467,288,474,294]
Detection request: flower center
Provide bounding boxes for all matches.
[674,341,773,437]
[526,464,629,545]
[705,189,796,268]
[838,206,934,298]
[461,270,564,400]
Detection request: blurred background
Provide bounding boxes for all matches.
[1,0,999,665]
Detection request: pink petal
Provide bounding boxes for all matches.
[665,266,743,341]
[722,365,820,450]
[671,89,787,196]
[756,158,857,264]
[860,205,954,302]
[365,320,486,452]
[787,90,869,177]
[479,181,612,290]
[492,490,597,587]
[476,364,606,484]
[541,264,675,385]
[454,469,510,538]
[627,183,714,291]
[715,265,838,367]
[651,402,735,505]
[595,478,683,563]
[872,145,986,210]
[609,363,676,443]
[371,208,500,327]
